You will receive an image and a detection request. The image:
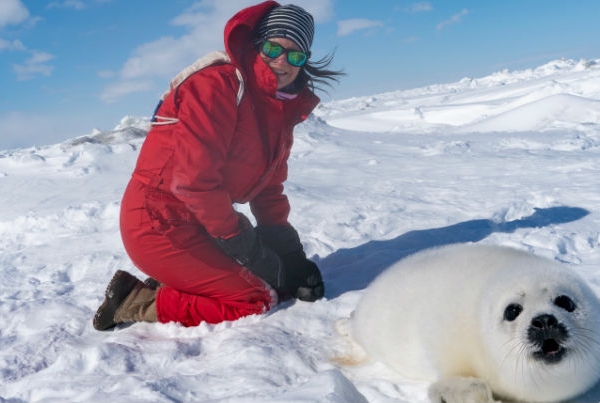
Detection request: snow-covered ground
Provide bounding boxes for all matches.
[2,58,600,402]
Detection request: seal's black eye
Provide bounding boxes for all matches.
[554,295,576,312]
[504,304,523,321]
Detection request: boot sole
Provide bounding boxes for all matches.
[93,270,140,331]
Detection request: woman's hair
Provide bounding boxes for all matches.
[298,51,345,94]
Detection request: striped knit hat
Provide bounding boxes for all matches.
[256,4,314,55]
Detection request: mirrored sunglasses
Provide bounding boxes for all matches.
[260,41,309,67]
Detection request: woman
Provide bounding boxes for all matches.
[93,1,342,330]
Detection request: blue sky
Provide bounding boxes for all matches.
[1,0,599,150]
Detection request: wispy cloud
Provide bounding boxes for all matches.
[100,80,154,103]
[96,69,116,79]
[409,2,432,13]
[337,18,384,37]
[1,1,53,81]
[0,38,25,51]
[100,0,254,102]
[0,0,29,27]
[13,51,54,80]
[436,9,468,31]
[46,0,85,10]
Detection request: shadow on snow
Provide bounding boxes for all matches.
[319,206,590,299]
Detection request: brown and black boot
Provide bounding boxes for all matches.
[93,270,157,331]
[143,277,162,290]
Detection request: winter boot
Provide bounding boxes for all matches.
[93,270,158,331]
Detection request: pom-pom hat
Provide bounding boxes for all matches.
[256,4,314,55]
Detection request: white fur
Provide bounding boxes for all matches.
[344,243,600,403]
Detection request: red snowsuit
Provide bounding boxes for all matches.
[119,1,320,327]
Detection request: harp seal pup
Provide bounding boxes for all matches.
[340,243,600,403]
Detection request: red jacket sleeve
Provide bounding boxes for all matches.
[168,67,242,239]
[250,146,292,226]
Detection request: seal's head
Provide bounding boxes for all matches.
[482,256,600,402]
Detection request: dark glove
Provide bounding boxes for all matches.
[280,250,324,302]
[214,218,285,293]
[257,225,325,302]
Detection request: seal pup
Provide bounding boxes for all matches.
[339,243,600,403]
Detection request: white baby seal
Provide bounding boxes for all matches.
[341,243,600,403]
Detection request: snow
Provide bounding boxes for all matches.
[2,57,600,402]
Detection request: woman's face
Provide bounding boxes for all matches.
[259,37,302,90]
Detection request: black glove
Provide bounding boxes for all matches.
[280,250,324,301]
[214,217,285,293]
[256,225,325,302]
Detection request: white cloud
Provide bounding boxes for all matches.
[46,1,85,10]
[100,80,154,103]
[1,110,95,149]
[29,51,53,64]
[0,38,25,51]
[0,0,29,27]
[409,2,432,13]
[0,1,52,81]
[436,9,468,31]
[13,51,54,80]
[97,69,116,79]
[337,19,384,37]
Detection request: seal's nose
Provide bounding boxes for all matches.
[528,314,569,363]
[531,314,558,330]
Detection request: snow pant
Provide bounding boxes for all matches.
[119,178,276,327]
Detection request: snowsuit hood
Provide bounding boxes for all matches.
[224,1,278,68]
[224,1,317,102]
